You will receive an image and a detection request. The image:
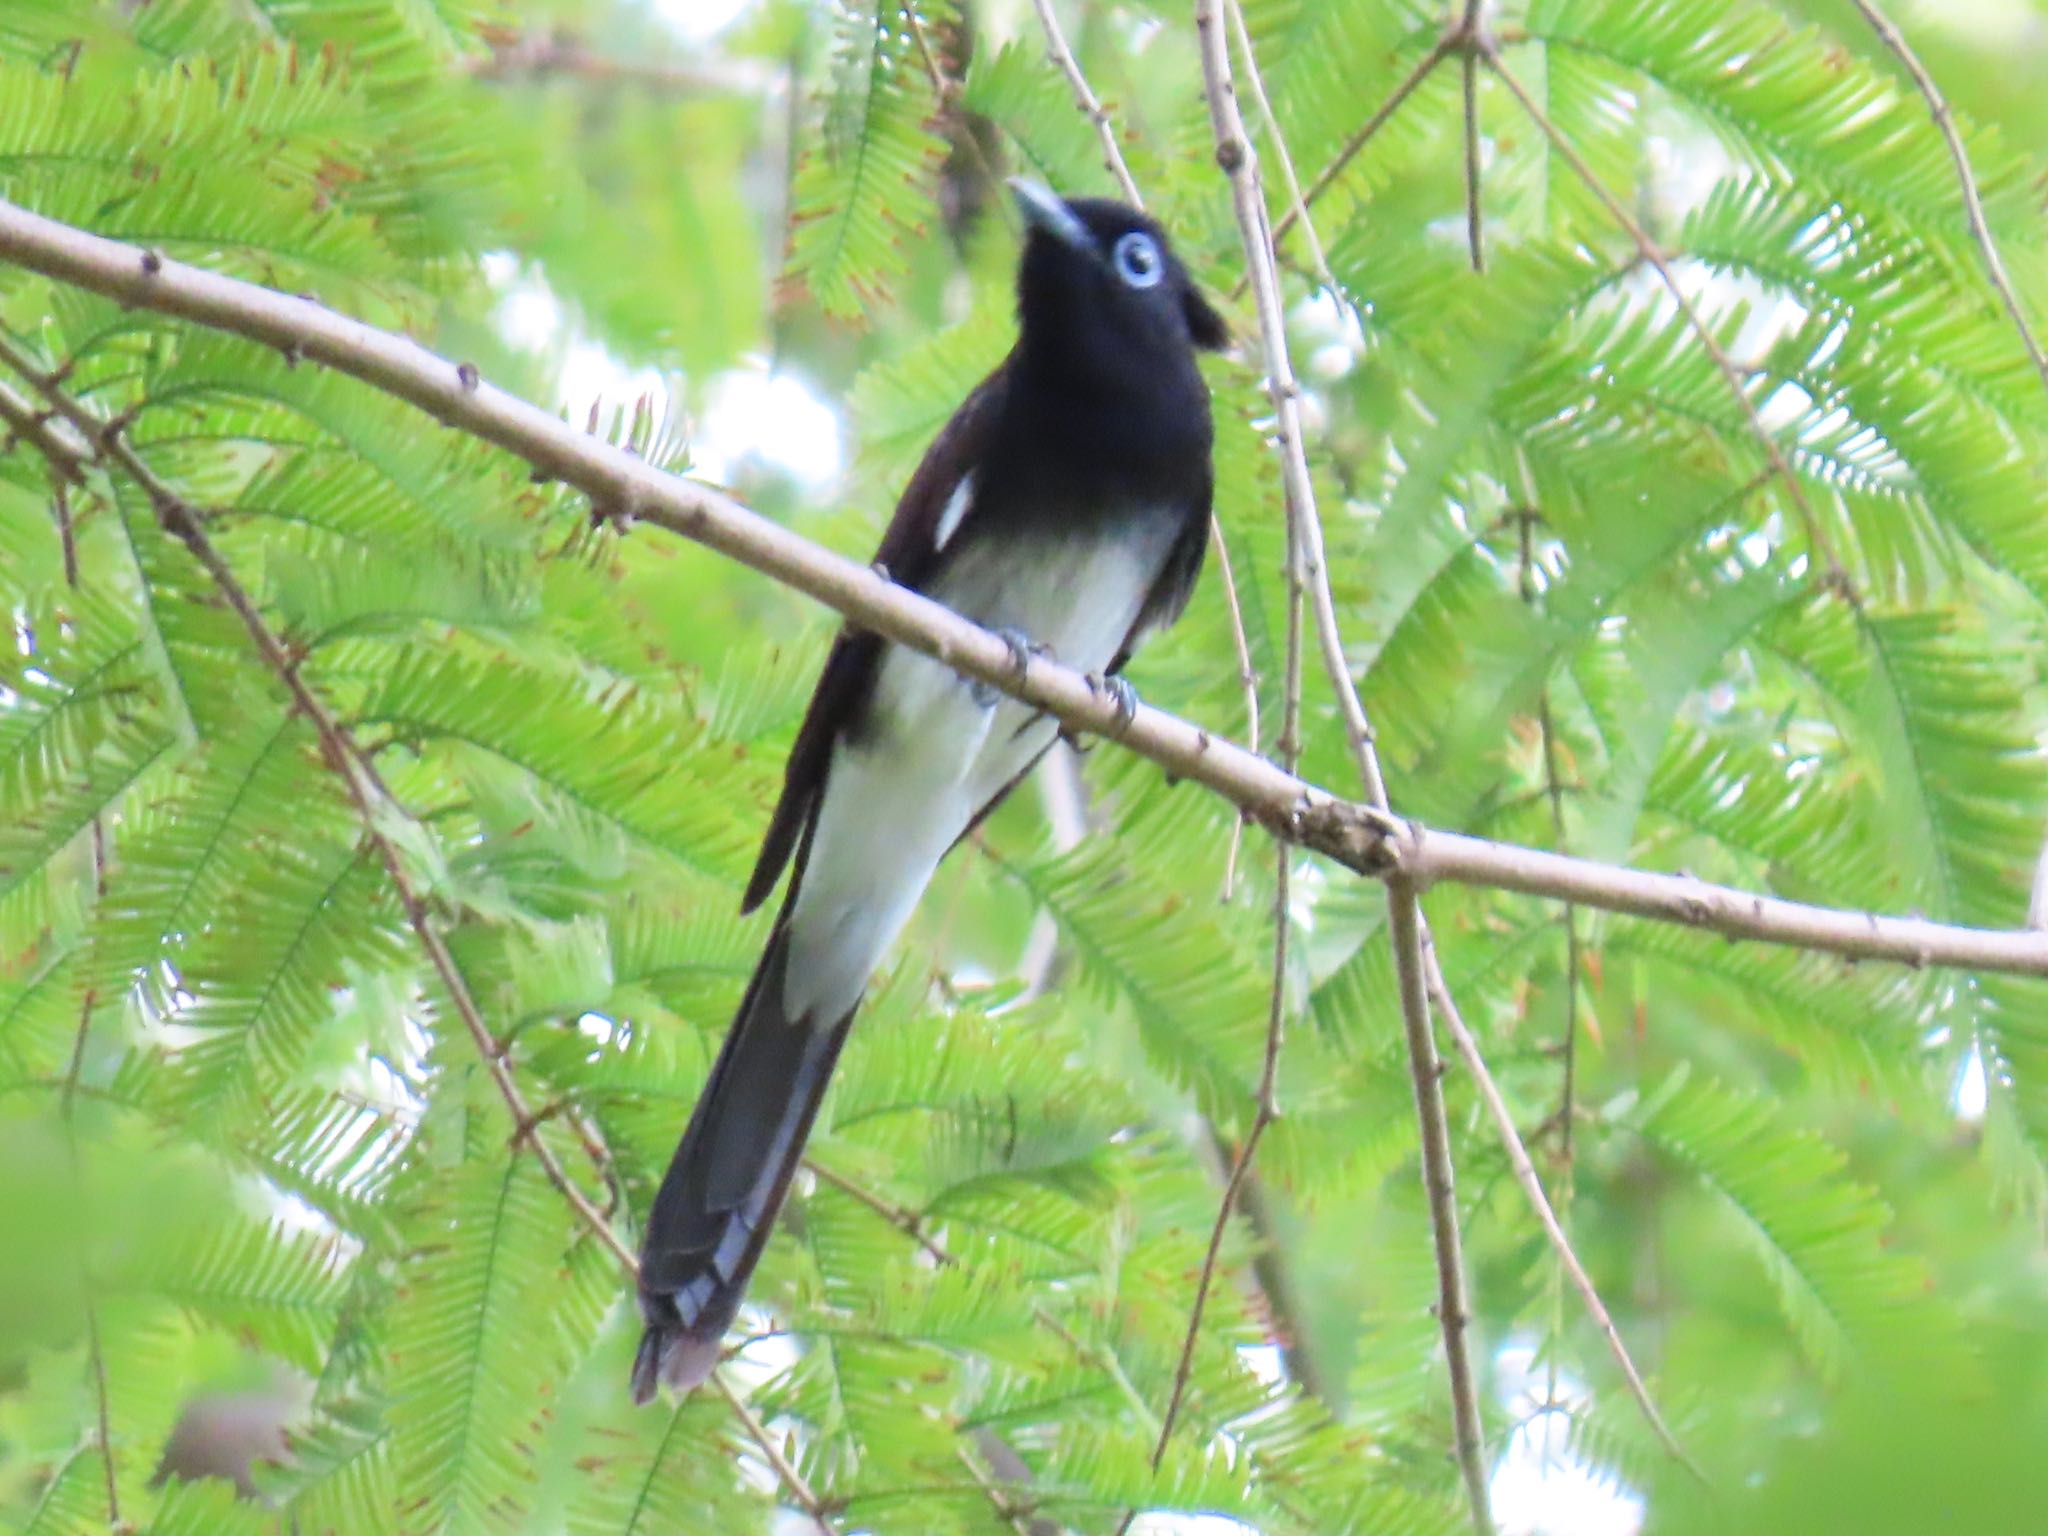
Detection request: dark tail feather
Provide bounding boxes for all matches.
[631,918,857,1404]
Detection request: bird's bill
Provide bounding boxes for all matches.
[1008,178,1093,252]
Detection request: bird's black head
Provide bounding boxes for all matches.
[1010,181,1228,390]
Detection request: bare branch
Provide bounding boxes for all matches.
[59,990,121,1531]
[1154,1,1315,1454]
[1388,885,1492,1530]
[1838,0,2048,932]
[1844,0,2048,398]
[1275,35,1451,251]
[1482,48,1852,599]
[8,202,2048,979]
[1224,0,1331,287]
[0,329,637,1273]
[0,373,86,483]
[1209,514,1259,900]
[1460,52,1484,272]
[711,1371,839,1535]
[0,330,861,1533]
[1028,0,1144,205]
[1423,940,1703,1480]
[1192,6,1489,1526]
[1154,484,1303,1461]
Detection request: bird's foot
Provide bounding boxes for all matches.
[1087,672,1139,728]
[973,627,1048,706]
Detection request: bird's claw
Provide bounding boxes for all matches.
[973,627,1046,706]
[1088,672,1138,727]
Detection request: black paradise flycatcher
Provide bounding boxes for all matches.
[632,182,1228,1402]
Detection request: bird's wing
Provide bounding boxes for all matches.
[740,362,1013,914]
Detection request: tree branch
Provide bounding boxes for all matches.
[7,201,2048,981]
[1028,0,1144,205]
[1482,46,1852,599]
[1844,0,2048,398]
[1838,1,2048,934]
[1275,34,1451,250]
[0,328,860,1534]
[1423,940,1701,1479]
[711,1371,838,1535]
[1192,7,1490,1528]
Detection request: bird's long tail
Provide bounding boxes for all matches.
[631,914,857,1403]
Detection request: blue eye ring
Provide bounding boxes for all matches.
[1113,231,1164,289]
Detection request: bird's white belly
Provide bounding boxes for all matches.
[781,515,1179,1022]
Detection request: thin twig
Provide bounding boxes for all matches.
[1152,268,1307,1462]
[11,205,2048,978]
[0,373,86,481]
[1,338,635,1270]
[1511,489,1580,1170]
[1275,35,1451,249]
[1193,4,1490,1526]
[1842,0,2048,931]
[1388,887,1491,1529]
[1461,0,1490,275]
[1028,0,1143,205]
[1481,47,1851,600]
[1460,33,1484,271]
[804,1157,951,1266]
[1422,941,1703,1481]
[1224,0,1331,287]
[712,1371,839,1535]
[1209,515,1259,901]
[1199,5,1496,1521]
[903,5,1013,231]
[1844,0,2048,397]
[59,990,121,1531]
[0,335,857,1534]
[958,1446,1040,1536]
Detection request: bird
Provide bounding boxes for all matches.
[631,180,1228,1403]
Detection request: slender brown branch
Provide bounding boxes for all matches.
[1275,35,1451,249]
[1028,0,1144,205]
[958,1446,1041,1536]
[1844,0,2048,397]
[904,5,1012,228]
[0,373,85,482]
[1482,49,1850,599]
[59,990,120,1531]
[1225,0,1331,287]
[1194,5,1489,1526]
[1512,492,1579,1169]
[8,203,2048,979]
[1460,51,1484,272]
[1843,0,2048,931]
[1388,886,1491,1530]
[1152,264,1307,1462]
[711,1371,839,1535]
[804,1158,951,1266]
[1,336,636,1273]
[1209,514,1259,901]
[0,366,93,591]
[1423,941,1702,1480]
[0,333,855,1533]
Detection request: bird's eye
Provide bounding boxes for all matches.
[1112,231,1164,289]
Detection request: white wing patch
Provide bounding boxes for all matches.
[934,473,974,552]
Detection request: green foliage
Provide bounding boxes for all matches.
[4,0,2048,1532]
